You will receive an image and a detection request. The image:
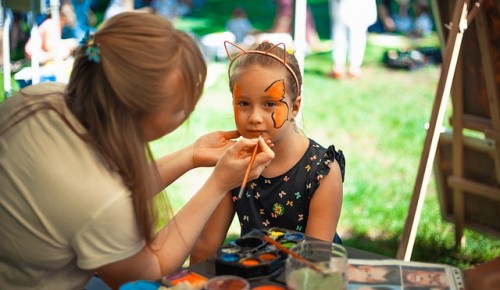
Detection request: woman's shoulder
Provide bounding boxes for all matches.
[21,82,66,95]
[0,83,66,123]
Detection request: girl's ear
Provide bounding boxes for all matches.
[292,96,302,117]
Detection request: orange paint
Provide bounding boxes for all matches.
[240,258,260,266]
[233,82,241,122]
[258,253,277,261]
[253,286,286,290]
[265,79,289,128]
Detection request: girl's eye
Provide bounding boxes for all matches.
[264,101,277,108]
[238,101,250,107]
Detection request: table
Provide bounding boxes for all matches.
[188,245,389,288]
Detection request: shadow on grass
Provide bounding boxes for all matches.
[343,233,491,270]
[225,231,492,270]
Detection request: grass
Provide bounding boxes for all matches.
[153,48,500,270]
[3,0,498,270]
[151,0,499,270]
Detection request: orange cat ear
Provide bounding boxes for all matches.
[264,42,288,65]
[224,40,247,61]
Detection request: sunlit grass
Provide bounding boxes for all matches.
[153,45,500,268]
[150,34,499,269]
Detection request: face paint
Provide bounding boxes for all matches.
[233,82,241,121]
[265,79,289,128]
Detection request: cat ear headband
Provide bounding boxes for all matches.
[224,41,300,97]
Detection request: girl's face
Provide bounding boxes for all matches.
[232,65,299,142]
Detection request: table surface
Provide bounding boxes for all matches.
[189,245,391,288]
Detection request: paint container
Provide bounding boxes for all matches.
[258,252,278,262]
[220,244,242,254]
[279,240,297,249]
[220,253,240,263]
[284,232,305,242]
[214,229,308,278]
[215,237,282,278]
[252,285,286,290]
[267,227,287,240]
[161,269,208,289]
[239,257,261,266]
[205,275,250,290]
[234,237,265,250]
[118,280,161,290]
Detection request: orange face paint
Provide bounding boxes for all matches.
[233,82,241,122]
[265,79,289,128]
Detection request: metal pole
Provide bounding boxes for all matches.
[49,0,62,82]
[3,8,12,97]
[293,0,307,129]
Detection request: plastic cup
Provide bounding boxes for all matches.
[285,241,348,290]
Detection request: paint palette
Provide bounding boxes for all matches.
[214,228,305,278]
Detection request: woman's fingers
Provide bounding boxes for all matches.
[247,137,275,180]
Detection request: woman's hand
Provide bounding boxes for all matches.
[210,137,274,193]
[191,130,240,167]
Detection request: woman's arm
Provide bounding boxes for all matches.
[155,130,240,189]
[189,193,236,265]
[96,137,273,289]
[305,161,343,242]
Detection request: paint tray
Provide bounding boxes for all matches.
[214,228,305,278]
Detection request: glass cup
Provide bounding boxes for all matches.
[205,275,250,290]
[285,241,348,290]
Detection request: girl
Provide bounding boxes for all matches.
[190,41,345,264]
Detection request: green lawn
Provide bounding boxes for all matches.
[151,0,499,270]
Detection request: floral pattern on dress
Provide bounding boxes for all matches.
[231,139,346,236]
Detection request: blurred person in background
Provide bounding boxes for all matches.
[24,1,78,65]
[329,0,377,79]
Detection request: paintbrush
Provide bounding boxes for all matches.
[237,134,261,199]
[262,235,324,274]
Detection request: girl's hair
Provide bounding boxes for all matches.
[228,41,302,102]
[64,12,207,244]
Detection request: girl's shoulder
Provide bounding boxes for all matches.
[308,138,345,182]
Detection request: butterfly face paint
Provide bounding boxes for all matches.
[232,70,291,140]
[266,79,289,128]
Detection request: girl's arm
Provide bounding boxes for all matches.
[305,160,343,242]
[155,130,240,189]
[189,193,236,265]
[96,137,273,289]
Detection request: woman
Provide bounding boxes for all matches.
[0,12,274,289]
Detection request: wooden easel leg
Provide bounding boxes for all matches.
[396,0,471,261]
[453,189,466,247]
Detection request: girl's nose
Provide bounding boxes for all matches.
[248,108,264,124]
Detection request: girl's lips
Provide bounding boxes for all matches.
[246,131,263,138]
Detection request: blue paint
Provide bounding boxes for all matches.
[220,253,240,262]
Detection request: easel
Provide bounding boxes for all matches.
[396,0,488,261]
[435,0,500,244]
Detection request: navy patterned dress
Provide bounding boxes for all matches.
[231,139,346,239]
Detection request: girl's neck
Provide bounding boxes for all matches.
[262,131,309,178]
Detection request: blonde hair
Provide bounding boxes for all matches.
[65,12,207,243]
[228,41,302,102]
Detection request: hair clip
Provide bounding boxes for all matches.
[224,41,300,97]
[81,30,101,63]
